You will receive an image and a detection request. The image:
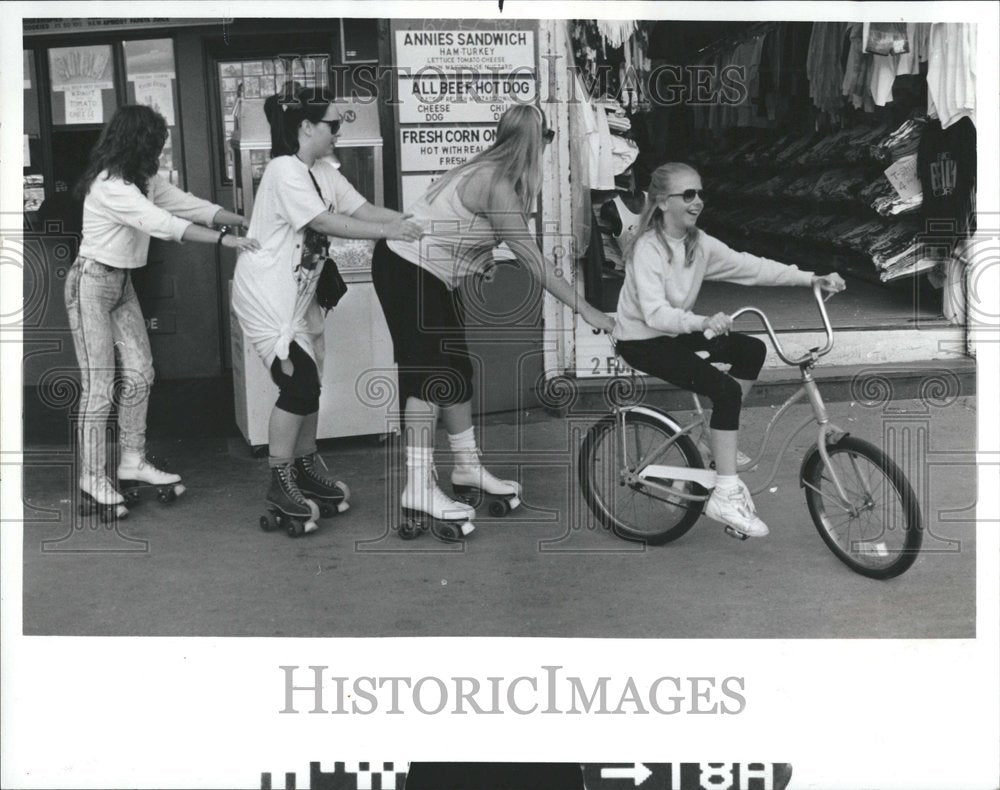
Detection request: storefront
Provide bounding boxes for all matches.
[22,17,978,444]
[564,19,977,384]
[22,17,559,445]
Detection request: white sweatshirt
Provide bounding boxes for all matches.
[613,229,814,340]
[78,172,222,269]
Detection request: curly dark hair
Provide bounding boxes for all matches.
[263,85,334,158]
[75,105,169,200]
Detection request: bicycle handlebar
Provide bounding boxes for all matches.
[703,282,836,366]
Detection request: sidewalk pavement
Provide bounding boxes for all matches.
[21,395,978,638]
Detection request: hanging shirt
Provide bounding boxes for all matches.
[927,23,976,129]
[917,116,977,243]
[232,155,366,371]
[78,172,222,269]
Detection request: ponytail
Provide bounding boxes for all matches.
[263,85,333,158]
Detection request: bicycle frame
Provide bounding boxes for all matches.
[617,284,863,516]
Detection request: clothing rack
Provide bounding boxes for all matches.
[694,21,781,59]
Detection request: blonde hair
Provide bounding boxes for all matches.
[424,104,546,217]
[624,162,702,268]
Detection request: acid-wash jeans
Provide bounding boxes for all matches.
[64,257,154,480]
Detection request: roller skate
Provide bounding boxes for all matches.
[294,452,350,518]
[399,467,475,543]
[79,474,129,522]
[451,449,522,517]
[116,454,186,506]
[260,464,321,538]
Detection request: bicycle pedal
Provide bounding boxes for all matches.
[723,525,749,541]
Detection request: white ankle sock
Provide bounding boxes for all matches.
[715,474,740,491]
[447,427,478,468]
[120,450,143,468]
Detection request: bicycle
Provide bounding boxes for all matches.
[578,283,923,580]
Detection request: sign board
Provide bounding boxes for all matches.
[400,125,496,172]
[397,76,537,124]
[395,29,536,72]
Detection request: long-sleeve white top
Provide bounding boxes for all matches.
[613,229,815,340]
[78,171,223,269]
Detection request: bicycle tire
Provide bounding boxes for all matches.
[802,435,922,579]
[578,410,707,545]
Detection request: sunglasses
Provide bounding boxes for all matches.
[668,189,706,203]
[317,119,342,135]
[543,128,556,144]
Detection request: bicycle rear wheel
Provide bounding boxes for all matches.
[579,410,706,545]
[802,436,922,579]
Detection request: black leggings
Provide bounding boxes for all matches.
[616,332,766,430]
[269,341,321,416]
[371,239,474,406]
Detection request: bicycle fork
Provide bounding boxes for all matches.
[801,372,869,518]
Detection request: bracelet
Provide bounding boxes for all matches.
[217,227,231,246]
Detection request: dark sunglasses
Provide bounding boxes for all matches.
[317,119,341,135]
[668,189,706,203]
[543,128,556,144]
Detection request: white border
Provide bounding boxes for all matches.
[2,3,998,789]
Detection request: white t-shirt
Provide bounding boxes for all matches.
[232,155,366,371]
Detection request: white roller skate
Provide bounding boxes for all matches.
[399,465,475,543]
[117,454,186,506]
[79,474,129,522]
[451,452,522,517]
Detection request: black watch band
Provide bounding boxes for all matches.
[217,226,231,246]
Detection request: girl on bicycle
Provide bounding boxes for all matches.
[613,162,845,538]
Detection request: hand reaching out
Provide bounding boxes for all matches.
[383,214,424,242]
[224,234,262,252]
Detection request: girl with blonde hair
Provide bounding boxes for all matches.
[614,162,846,538]
[373,103,615,537]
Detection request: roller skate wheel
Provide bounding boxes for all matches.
[260,512,279,532]
[488,499,511,517]
[723,525,749,541]
[286,518,305,538]
[399,520,420,540]
[156,489,174,504]
[124,489,140,505]
[434,523,461,542]
[317,501,336,519]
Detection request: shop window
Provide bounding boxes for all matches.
[123,38,183,186]
[47,44,116,125]
[217,54,330,181]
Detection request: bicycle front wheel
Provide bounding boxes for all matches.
[579,410,706,545]
[803,436,922,579]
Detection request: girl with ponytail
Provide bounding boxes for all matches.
[232,87,423,529]
[613,162,846,539]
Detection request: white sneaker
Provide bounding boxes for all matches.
[80,474,125,505]
[116,456,181,485]
[697,438,752,469]
[705,484,770,538]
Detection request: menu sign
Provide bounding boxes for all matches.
[395,29,536,73]
[49,45,114,124]
[394,25,537,186]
